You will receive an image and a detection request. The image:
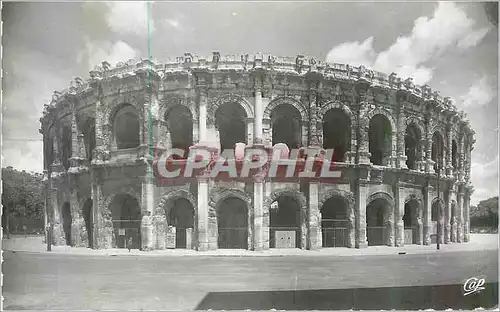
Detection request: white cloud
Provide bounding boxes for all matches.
[77,38,140,70]
[325,37,376,67]
[459,76,495,108]
[326,2,490,85]
[106,2,155,36]
[470,155,499,205]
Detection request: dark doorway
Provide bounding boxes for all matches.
[215,103,247,153]
[82,198,93,248]
[403,200,419,244]
[368,114,392,166]
[323,109,350,162]
[405,124,421,170]
[114,105,140,149]
[321,196,348,247]
[366,198,391,246]
[217,197,248,249]
[110,194,141,249]
[168,198,194,248]
[165,105,193,159]
[62,202,72,246]
[269,196,302,248]
[271,105,302,149]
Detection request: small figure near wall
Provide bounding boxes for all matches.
[127,236,133,252]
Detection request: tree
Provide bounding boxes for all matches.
[2,167,45,236]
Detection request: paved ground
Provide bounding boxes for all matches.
[3,233,498,257]
[4,248,498,310]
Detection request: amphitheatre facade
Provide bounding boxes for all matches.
[39,53,475,251]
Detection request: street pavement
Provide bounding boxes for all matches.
[3,247,498,310]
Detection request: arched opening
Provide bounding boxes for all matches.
[452,140,458,170]
[167,198,194,248]
[61,126,72,170]
[321,196,348,247]
[369,114,392,166]
[323,109,350,162]
[215,103,247,153]
[62,202,72,246]
[217,197,248,249]
[82,198,93,248]
[114,105,140,149]
[269,195,302,248]
[110,194,141,249]
[403,199,420,244]
[405,124,421,170]
[271,105,302,149]
[366,198,392,246]
[83,118,96,162]
[165,105,193,159]
[431,132,444,173]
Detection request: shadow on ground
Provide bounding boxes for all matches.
[196,283,499,310]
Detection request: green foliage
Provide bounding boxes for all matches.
[2,166,45,233]
[470,196,498,230]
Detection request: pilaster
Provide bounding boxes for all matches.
[394,181,405,247]
[457,190,464,243]
[355,175,368,248]
[308,182,322,250]
[254,85,264,145]
[197,177,209,251]
[253,180,265,250]
[423,182,433,245]
[140,172,155,251]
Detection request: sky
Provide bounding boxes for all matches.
[2,1,498,205]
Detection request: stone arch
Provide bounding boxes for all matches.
[156,189,197,221]
[367,191,395,206]
[208,93,254,121]
[160,94,197,122]
[319,189,355,209]
[405,117,425,170]
[264,187,307,249]
[263,96,308,122]
[209,187,252,215]
[209,187,252,250]
[321,101,354,162]
[365,108,396,166]
[105,189,142,249]
[263,187,307,211]
[366,191,395,246]
[318,188,355,248]
[403,193,424,245]
[110,103,141,149]
[105,94,144,126]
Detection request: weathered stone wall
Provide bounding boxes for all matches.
[40,53,475,251]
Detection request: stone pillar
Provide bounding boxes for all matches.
[69,112,81,168]
[457,191,464,243]
[91,175,111,249]
[463,188,471,242]
[197,178,209,251]
[444,188,453,244]
[140,174,155,251]
[69,186,86,247]
[355,178,368,248]
[254,87,264,145]
[357,116,371,164]
[425,136,435,174]
[445,125,453,177]
[396,109,407,169]
[394,181,405,246]
[308,182,322,250]
[198,89,208,143]
[253,180,265,251]
[458,139,465,182]
[49,186,65,245]
[423,183,433,245]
